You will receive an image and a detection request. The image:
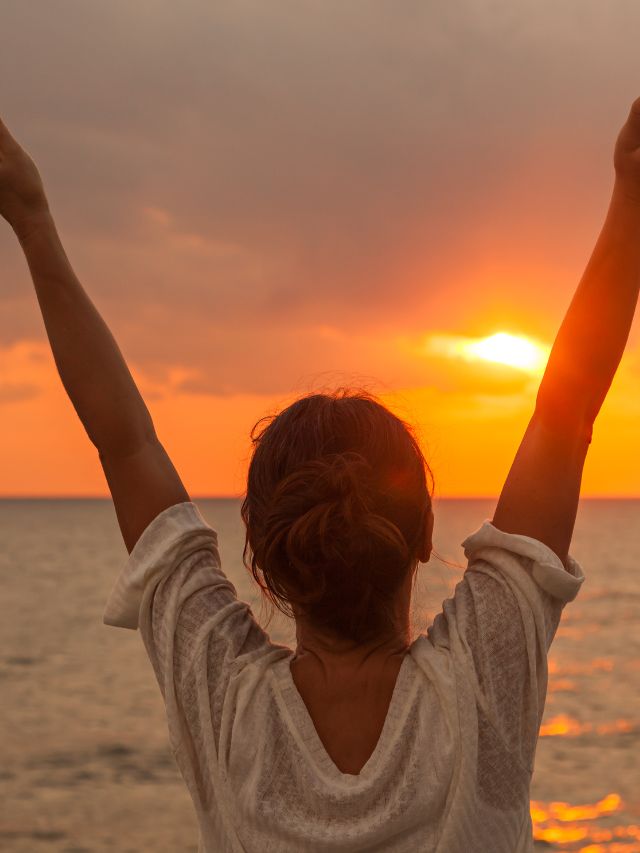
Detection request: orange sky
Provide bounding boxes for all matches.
[1,3,640,497]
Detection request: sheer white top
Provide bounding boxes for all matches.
[103,501,584,852]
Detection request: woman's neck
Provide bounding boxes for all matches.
[292,621,411,676]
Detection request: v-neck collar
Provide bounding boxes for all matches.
[270,647,417,785]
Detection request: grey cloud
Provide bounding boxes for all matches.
[0,382,42,404]
[1,0,639,393]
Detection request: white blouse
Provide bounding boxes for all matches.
[103,501,584,853]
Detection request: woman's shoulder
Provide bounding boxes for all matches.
[408,633,456,684]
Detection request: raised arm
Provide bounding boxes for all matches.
[493,97,640,564]
[0,115,189,551]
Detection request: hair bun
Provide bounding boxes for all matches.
[310,451,374,510]
[260,450,412,629]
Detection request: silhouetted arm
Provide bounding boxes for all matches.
[0,115,189,552]
[493,99,640,564]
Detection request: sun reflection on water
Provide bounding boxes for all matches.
[556,624,602,640]
[539,715,638,737]
[530,793,640,851]
[548,659,615,676]
[548,678,577,693]
[533,653,638,850]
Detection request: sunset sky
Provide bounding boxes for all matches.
[2,1,640,497]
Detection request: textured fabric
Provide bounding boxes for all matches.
[103,501,585,852]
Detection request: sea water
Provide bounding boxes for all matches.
[1,498,638,852]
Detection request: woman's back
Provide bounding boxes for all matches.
[244,641,452,852]
[289,652,406,776]
[103,501,584,853]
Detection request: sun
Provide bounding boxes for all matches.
[463,332,548,372]
[425,331,550,374]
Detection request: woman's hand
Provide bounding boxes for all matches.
[614,97,640,204]
[0,115,50,241]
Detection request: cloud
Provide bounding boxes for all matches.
[0,382,41,404]
[1,0,639,396]
[0,341,51,405]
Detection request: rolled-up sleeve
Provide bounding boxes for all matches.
[103,501,274,811]
[426,521,585,779]
[103,501,227,631]
[461,521,585,652]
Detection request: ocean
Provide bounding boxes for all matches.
[1,498,638,852]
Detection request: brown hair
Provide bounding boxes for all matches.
[240,389,433,645]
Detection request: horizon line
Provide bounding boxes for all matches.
[1,493,640,501]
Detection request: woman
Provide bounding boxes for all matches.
[1,99,639,852]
